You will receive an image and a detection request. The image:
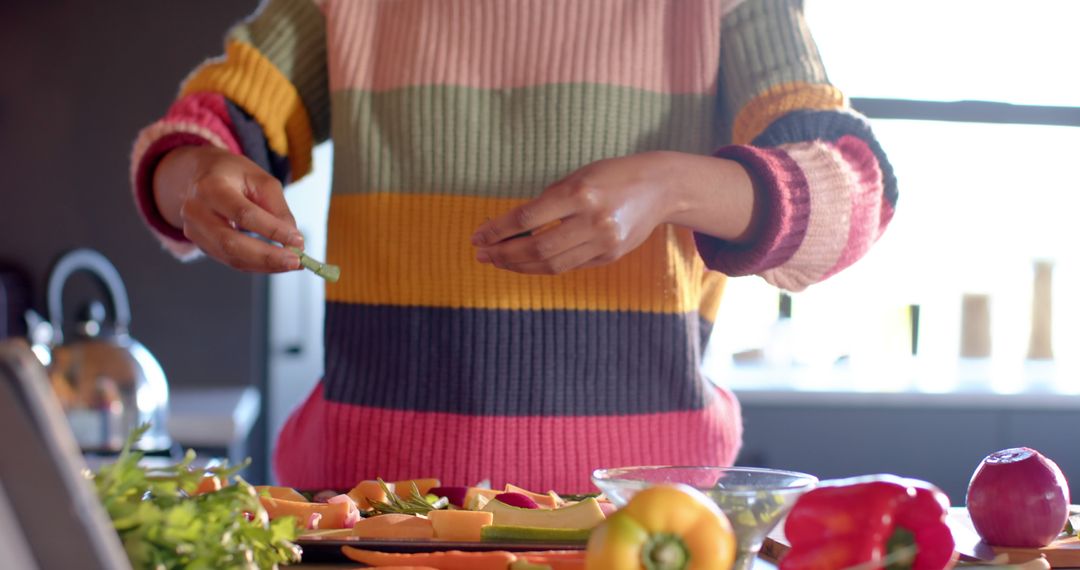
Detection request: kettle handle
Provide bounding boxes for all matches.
[47,249,131,344]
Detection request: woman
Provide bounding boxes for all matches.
[131,0,895,492]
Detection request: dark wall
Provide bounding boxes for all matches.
[0,1,269,475]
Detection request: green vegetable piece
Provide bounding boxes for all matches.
[289,247,340,282]
[480,524,591,542]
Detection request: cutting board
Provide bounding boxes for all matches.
[762,508,1080,568]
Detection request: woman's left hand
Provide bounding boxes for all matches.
[471,151,757,275]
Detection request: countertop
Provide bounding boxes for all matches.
[718,358,1080,410]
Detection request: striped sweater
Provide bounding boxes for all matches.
[131,0,896,492]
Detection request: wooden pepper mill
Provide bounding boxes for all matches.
[1027,259,1054,360]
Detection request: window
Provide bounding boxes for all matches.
[706,1,1080,391]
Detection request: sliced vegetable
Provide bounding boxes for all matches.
[516,550,587,570]
[393,478,441,498]
[466,488,504,510]
[348,479,391,510]
[505,484,561,509]
[260,495,352,529]
[289,247,340,282]
[428,509,494,541]
[341,547,516,569]
[780,475,955,570]
[481,525,592,542]
[585,484,735,570]
[352,514,435,539]
[255,485,308,503]
[495,492,541,509]
[193,475,223,495]
[429,486,471,508]
[484,497,606,530]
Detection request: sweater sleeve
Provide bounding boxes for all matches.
[129,0,330,259]
[696,0,896,291]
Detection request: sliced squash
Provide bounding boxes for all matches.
[428,509,494,541]
[352,514,434,539]
[254,485,307,503]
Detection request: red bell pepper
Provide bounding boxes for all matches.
[779,475,956,570]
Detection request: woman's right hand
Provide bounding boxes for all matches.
[153,145,304,273]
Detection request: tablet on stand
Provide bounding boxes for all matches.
[0,340,130,570]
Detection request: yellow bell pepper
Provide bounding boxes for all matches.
[586,484,736,570]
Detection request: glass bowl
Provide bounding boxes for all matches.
[592,466,818,570]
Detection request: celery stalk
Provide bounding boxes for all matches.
[289,247,340,282]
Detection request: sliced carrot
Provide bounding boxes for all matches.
[392,478,441,498]
[516,550,587,570]
[503,484,559,509]
[260,496,350,529]
[341,547,516,570]
[352,514,434,539]
[254,485,308,503]
[348,480,392,510]
[193,475,223,496]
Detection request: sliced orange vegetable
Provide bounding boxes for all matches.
[392,478,441,498]
[348,480,392,510]
[260,496,350,529]
[352,514,434,539]
[465,488,503,510]
[193,475,223,496]
[428,509,494,541]
[254,485,308,503]
[517,550,587,570]
[504,484,560,509]
[341,547,516,570]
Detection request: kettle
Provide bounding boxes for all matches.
[38,249,171,453]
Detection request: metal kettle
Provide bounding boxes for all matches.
[39,249,171,453]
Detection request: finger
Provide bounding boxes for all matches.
[471,185,578,247]
[499,239,609,275]
[475,216,592,266]
[242,173,304,249]
[205,177,303,249]
[182,201,300,273]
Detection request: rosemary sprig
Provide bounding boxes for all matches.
[365,479,448,515]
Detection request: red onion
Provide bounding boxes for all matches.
[967,447,1070,547]
[428,486,470,508]
[493,492,540,509]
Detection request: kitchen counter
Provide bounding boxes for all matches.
[720,358,1080,409]
[719,358,1080,504]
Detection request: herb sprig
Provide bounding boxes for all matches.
[365,478,448,515]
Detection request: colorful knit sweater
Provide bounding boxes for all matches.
[131,0,896,492]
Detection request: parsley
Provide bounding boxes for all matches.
[92,424,301,569]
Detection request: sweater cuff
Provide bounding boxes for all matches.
[130,125,230,260]
[694,145,810,277]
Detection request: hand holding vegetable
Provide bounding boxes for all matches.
[779,475,956,570]
[153,145,304,272]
